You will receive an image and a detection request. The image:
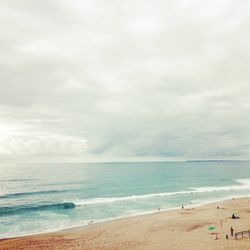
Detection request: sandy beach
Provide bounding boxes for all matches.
[1,197,249,250]
[0,198,250,250]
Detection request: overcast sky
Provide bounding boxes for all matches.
[0,0,250,162]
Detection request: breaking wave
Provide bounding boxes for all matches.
[0,202,75,217]
[75,178,250,206]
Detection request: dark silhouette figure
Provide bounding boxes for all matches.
[230,227,234,237]
[182,205,184,210]
[232,213,240,219]
[226,234,229,239]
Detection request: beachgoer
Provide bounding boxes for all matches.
[232,213,240,219]
[182,205,184,210]
[230,227,234,237]
[226,234,228,239]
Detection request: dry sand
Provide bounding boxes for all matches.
[1,197,250,250]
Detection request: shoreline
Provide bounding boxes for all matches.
[1,197,250,249]
[1,194,246,240]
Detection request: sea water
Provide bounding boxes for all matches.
[1,161,250,238]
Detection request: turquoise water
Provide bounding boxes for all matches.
[1,161,250,238]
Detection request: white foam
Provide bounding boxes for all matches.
[235,178,250,185]
[193,178,250,193]
[74,191,192,206]
[74,178,250,206]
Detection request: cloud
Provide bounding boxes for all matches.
[0,119,87,157]
[0,0,250,161]
[0,134,87,156]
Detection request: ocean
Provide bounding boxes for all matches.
[1,161,250,239]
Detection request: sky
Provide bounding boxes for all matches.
[0,0,250,162]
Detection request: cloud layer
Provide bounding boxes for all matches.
[1,0,250,161]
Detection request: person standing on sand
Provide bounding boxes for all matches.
[182,205,184,210]
[230,227,234,237]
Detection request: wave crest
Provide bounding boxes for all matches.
[0,202,75,217]
[75,178,250,206]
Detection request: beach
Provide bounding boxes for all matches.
[1,197,249,250]
[1,0,250,249]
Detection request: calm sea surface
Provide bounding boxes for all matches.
[1,161,250,238]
